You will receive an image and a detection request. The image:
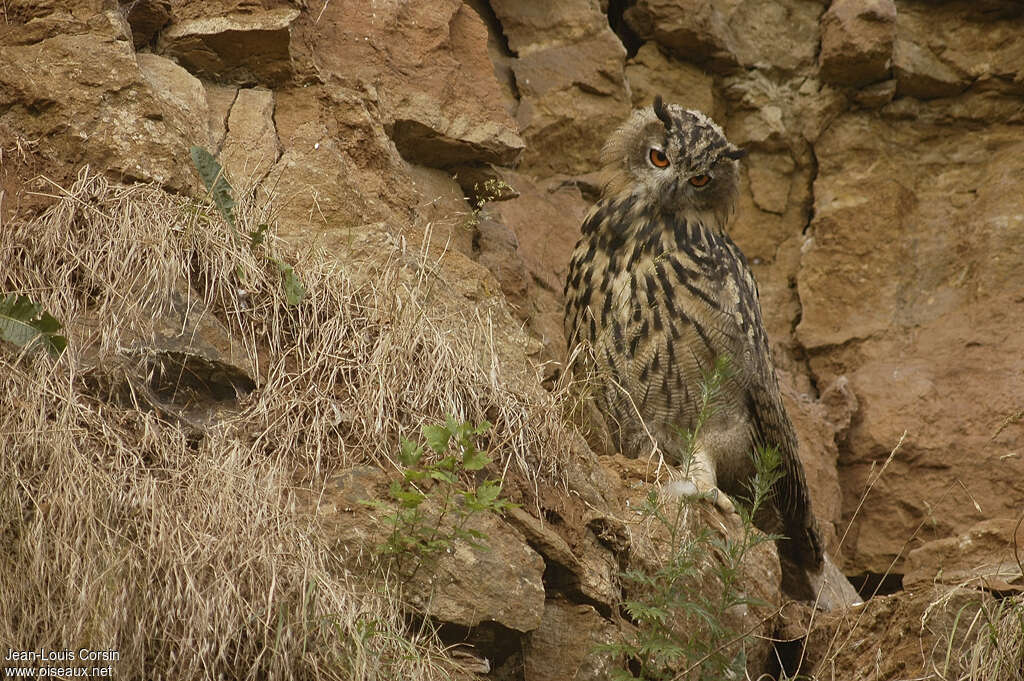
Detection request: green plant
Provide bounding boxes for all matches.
[189,146,305,305]
[367,417,514,582]
[602,357,781,681]
[0,293,67,357]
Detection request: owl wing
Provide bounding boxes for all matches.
[728,244,824,571]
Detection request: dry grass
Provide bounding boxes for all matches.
[0,167,575,679]
[966,594,1023,681]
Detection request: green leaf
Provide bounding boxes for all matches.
[0,294,67,357]
[389,480,425,508]
[189,146,236,231]
[428,469,456,484]
[249,223,269,249]
[403,469,427,482]
[276,259,306,306]
[475,481,502,506]
[422,424,451,453]
[398,438,423,467]
[462,448,490,471]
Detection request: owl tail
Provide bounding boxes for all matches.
[781,515,824,574]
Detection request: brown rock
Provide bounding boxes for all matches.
[121,0,170,49]
[511,27,630,175]
[852,78,897,107]
[895,2,1024,97]
[488,0,630,175]
[904,518,1024,591]
[571,531,621,608]
[406,164,476,258]
[311,467,546,633]
[745,150,795,215]
[803,586,1000,681]
[299,0,522,170]
[522,597,619,681]
[158,8,300,86]
[624,42,717,116]
[893,38,968,99]
[475,210,530,302]
[486,173,586,297]
[819,0,896,87]
[136,52,210,148]
[625,0,740,72]
[626,0,821,74]
[0,1,110,45]
[0,29,198,191]
[406,511,547,632]
[489,0,608,56]
[481,171,589,357]
[204,83,237,151]
[220,88,278,188]
[260,85,419,239]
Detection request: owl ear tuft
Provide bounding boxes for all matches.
[723,145,747,161]
[653,95,673,131]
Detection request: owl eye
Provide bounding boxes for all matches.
[689,174,711,187]
[649,148,670,168]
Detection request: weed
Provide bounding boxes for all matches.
[366,417,515,583]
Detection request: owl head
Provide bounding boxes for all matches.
[600,96,746,224]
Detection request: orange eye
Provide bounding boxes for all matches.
[689,174,711,187]
[649,148,670,168]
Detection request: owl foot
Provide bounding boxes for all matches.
[664,478,736,514]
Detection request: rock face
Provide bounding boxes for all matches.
[4,0,1024,677]
[801,112,1024,573]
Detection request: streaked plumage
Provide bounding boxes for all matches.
[564,97,823,572]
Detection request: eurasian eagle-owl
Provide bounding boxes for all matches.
[563,96,823,573]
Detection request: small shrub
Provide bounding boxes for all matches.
[367,417,514,582]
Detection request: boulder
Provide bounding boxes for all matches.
[904,518,1024,592]
[819,0,896,87]
[157,8,300,86]
[625,0,821,75]
[624,43,717,116]
[136,52,210,148]
[0,27,198,191]
[298,0,522,170]
[491,0,630,175]
[120,0,170,48]
[522,597,619,681]
[220,88,279,188]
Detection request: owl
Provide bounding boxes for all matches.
[564,96,823,573]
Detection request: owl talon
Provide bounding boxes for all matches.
[663,479,737,515]
[706,486,736,515]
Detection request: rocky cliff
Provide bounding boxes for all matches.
[1,0,1022,679]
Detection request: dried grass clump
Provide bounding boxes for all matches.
[0,167,576,679]
[966,595,1024,681]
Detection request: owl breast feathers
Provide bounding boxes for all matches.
[563,96,823,573]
